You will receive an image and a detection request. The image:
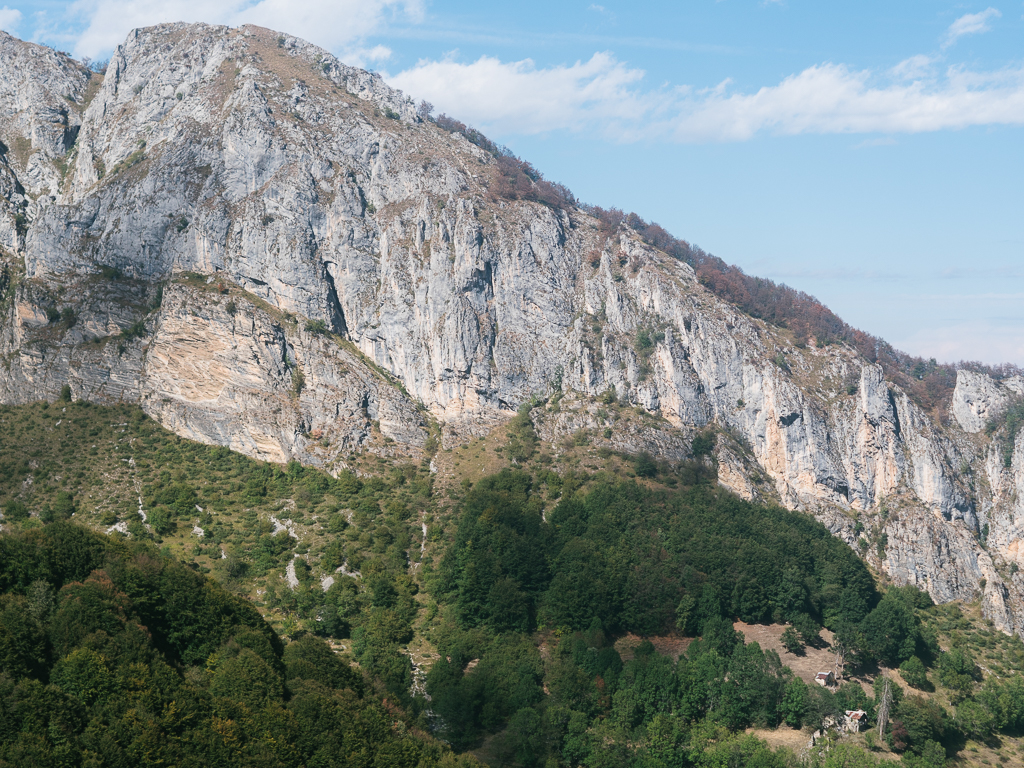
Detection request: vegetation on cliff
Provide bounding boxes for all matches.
[579,205,1023,417]
[426,105,1023,416]
[422,471,1024,766]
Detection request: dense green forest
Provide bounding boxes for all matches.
[418,473,1024,766]
[5,401,1024,767]
[0,522,476,767]
[436,471,876,637]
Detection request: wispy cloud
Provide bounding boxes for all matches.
[668,63,1024,141]
[909,292,1024,301]
[763,266,908,281]
[942,7,1001,49]
[760,265,1024,282]
[0,5,21,32]
[890,54,935,81]
[60,0,422,58]
[25,0,1024,147]
[389,53,1024,142]
[895,320,1024,365]
[937,265,1024,280]
[382,24,740,55]
[344,44,393,68]
[854,137,897,148]
[390,52,649,135]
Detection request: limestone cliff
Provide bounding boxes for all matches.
[2,23,1024,633]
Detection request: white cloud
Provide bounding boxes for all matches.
[342,44,393,69]
[388,52,652,135]
[389,53,1024,143]
[0,5,22,32]
[66,0,422,58]
[39,1,1024,147]
[853,137,897,148]
[890,54,934,81]
[586,4,617,21]
[669,62,1024,141]
[942,7,1001,48]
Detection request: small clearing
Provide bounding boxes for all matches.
[614,632,692,662]
[735,622,878,697]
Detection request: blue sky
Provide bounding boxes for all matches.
[3,1,1023,364]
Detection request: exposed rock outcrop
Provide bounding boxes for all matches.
[0,31,91,251]
[3,23,1024,632]
[952,369,1024,433]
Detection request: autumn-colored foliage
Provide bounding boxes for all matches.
[432,110,1018,414]
[583,205,1022,414]
[434,114,574,209]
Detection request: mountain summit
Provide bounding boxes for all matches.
[2,23,1024,634]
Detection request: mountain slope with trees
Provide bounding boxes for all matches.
[1,22,1024,635]
[6,403,1024,765]
[1,22,1022,637]
[0,521,478,767]
[2,18,1024,766]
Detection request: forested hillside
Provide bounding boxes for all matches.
[0,522,477,767]
[0,399,436,700]
[421,474,1024,767]
[5,402,1024,766]
[437,472,875,636]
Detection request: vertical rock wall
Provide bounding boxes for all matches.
[2,22,1024,632]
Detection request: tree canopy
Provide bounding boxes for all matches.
[437,471,878,638]
[0,523,476,768]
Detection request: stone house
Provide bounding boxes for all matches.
[844,710,868,732]
[814,671,836,687]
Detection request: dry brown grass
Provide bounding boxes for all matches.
[950,734,1024,767]
[614,632,693,662]
[79,72,104,111]
[734,621,838,685]
[746,725,811,752]
[427,422,516,503]
[733,621,881,697]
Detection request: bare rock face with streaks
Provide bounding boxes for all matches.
[3,23,1024,632]
[140,282,427,466]
[952,370,1024,434]
[0,31,90,251]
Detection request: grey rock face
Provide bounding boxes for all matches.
[0,31,90,251]
[3,22,1024,632]
[952,369,1023,433]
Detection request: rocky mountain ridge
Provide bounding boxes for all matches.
[2,23,1024,633]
